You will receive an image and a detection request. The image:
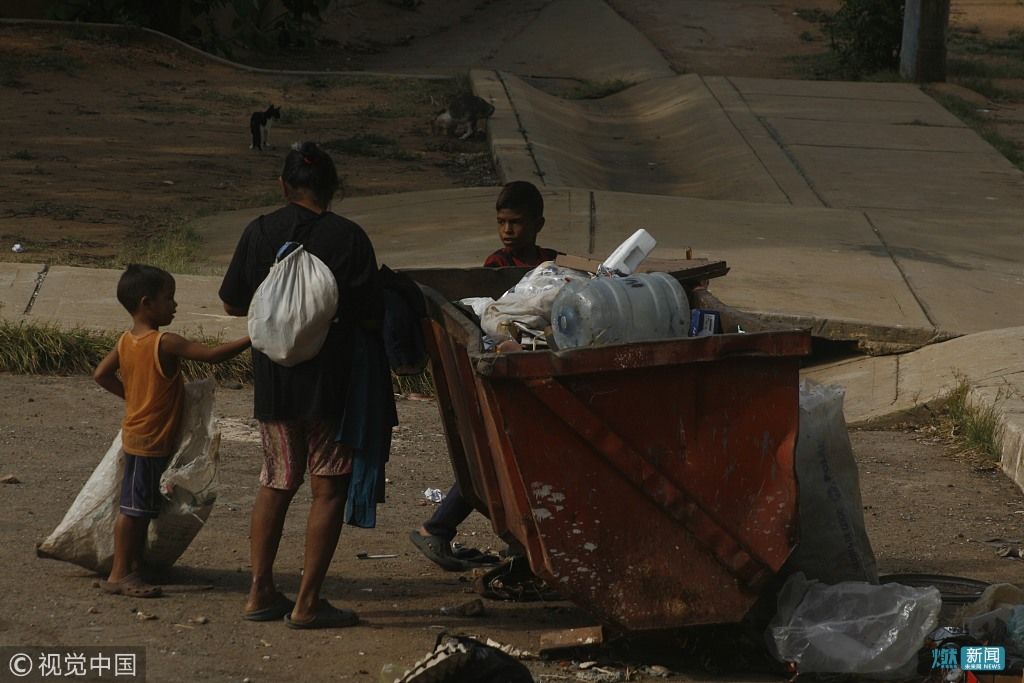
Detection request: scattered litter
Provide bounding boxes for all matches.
[0,474,20,484]
[996,545,1022,559]
[87,606,99,615]
[135,611,157,621]
[162,179,175,185]
[390,634,534,682]
[357,552,399,560]
[190,615,209,624]
[424,488,445,503]
[643,665,671,677]
[11,243,24,253]
[484,638,535,660]
[768,572,941,676]
[439,598,486,617]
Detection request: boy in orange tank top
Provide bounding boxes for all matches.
[93,264,251,598]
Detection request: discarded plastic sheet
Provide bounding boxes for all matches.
[356,552,399,560]
[423,487,445,503]
[768,572,941,677]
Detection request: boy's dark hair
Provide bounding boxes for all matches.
[496,181,543,220]
[282,141,339,209]
[117,264,173,314]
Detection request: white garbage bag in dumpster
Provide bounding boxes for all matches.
[480,262,589,341]
[37,379,220,573]
[769,572,941,677]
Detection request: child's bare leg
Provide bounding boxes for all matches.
[109,513,148,583]
[246,485,296,613]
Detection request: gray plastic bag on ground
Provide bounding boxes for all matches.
[783,380,878,584]
[769,572,941,677]
[37,379,220,573]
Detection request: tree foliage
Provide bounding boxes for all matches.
[48,0,335,52]
[827,0,906,75]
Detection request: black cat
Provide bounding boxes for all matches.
[249,105,281,151]
[432,94,495,140]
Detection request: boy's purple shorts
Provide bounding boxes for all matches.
[119,454,170,519]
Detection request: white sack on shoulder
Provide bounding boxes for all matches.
[249,244,338,367]
[37,379,220,573]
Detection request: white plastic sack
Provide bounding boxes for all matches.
[248,243,338,367]
[769,573,941,677]
[480,261,589,341]
[783,380,878,584]
[37,380,220,573]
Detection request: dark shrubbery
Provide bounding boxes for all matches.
[827,0,906,76]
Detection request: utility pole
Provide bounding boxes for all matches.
[900,0,951,82]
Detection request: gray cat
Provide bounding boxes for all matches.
[432,94,495,140]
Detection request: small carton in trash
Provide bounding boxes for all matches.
[689,309,722,337]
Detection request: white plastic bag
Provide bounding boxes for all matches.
[783,380,878,584]
[37,380,220,573]
[769,573,941,677]
[248,242,338,367]
[480,261,589,341]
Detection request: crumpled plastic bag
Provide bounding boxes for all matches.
[782,380,878,584]
[768,572,941,677]
[37,379,220,573]
[480,261,589,342]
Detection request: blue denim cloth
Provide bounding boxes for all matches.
[336,325,397,528]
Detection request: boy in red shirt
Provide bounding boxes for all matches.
[94,264,250,598]
[483,181,558,268]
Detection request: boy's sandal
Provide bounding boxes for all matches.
[408,530,472,572]
[99,573,162,599]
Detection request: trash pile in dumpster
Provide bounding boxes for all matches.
[458,229,721,353]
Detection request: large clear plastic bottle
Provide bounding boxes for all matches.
[551,272,689,350]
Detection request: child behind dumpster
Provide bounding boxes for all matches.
[411,180,560,571]
[484,180,559,268]
[93,264,251,598]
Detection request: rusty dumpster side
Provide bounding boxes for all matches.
[410,267,811,633]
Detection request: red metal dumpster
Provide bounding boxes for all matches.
[408,267,811,633]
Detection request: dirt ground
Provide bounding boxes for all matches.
[2,2,1024,681]
[1,374,1022,682]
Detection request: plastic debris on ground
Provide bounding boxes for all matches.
[768,572,941,678]
[423,487,445,504]
[384,633,534,683]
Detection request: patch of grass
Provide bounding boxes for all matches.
[948,56,1024,80]
[30,202,82,221]
[352,103,420,119]
[953,76,1018,102]
[0,320,252,384]
[392,369,434,398]
[133,102,212,116]
[794,7,832,23]
[928,90,1024,169]
[306,77,329,90]
[565,79,635,100]
[118,222,205,275]
[323,134,420,161]
[10,150,35,160]
[0,321,115,375]
[943,374,1004,460]
[278,106,314,125]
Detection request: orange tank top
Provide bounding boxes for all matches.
[117,330,185,457]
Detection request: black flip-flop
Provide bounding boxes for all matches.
[244,592,295,622]
[284,600,359,630]
[408,530,470,571]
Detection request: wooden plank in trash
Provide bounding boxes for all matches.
[555,253,728,283]
[538,625,605,655]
